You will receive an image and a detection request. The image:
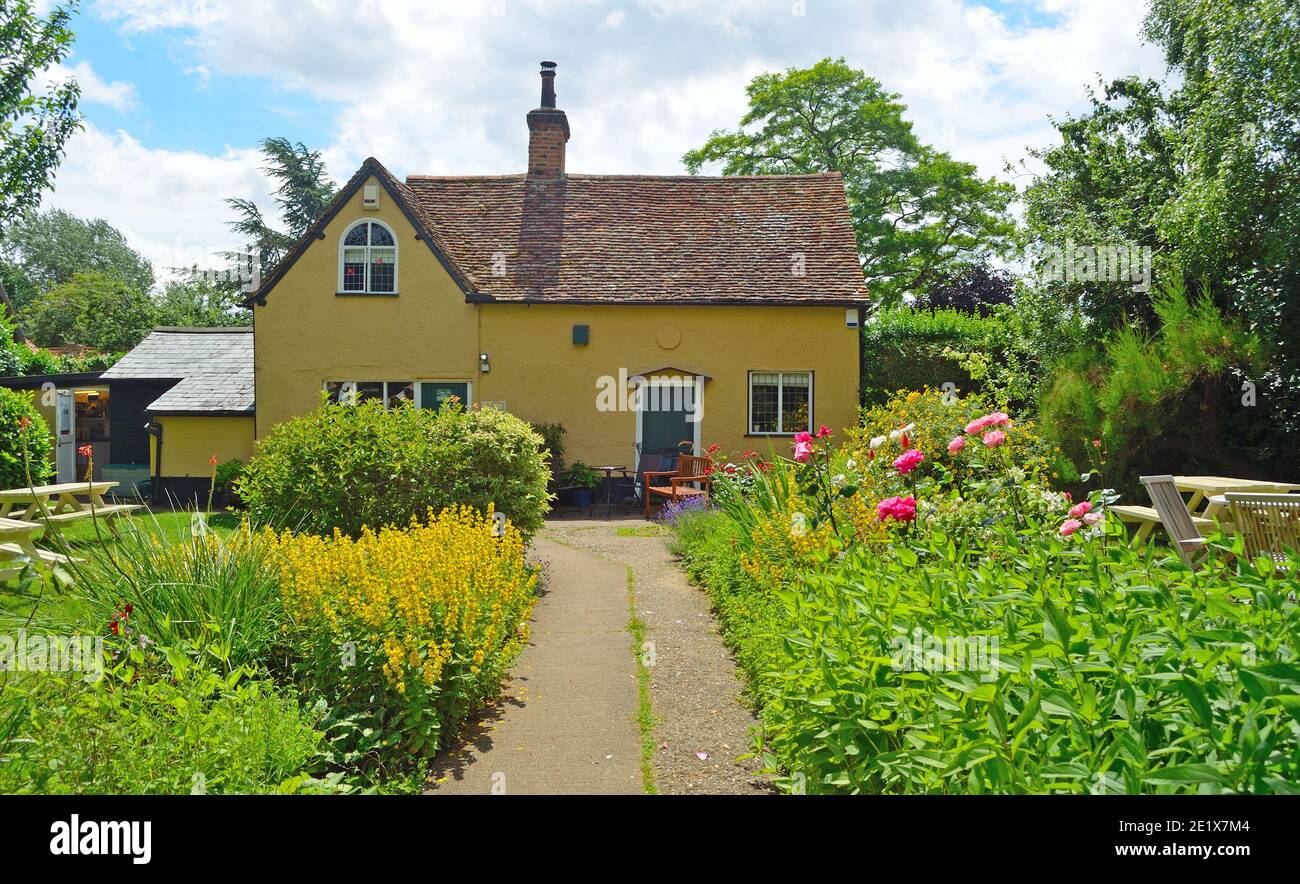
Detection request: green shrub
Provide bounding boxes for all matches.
[674,504,1300,794]
[860,307,991,406]
[213,458,245,507]
[530,421,566,478]
[1039,272,1261,492]
[0,657,329,795]
[239,400,552,538]
[0,387,53,488]
[65,516,283,671]
[19,347,60,376]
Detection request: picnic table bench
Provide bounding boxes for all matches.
[0,516,75,582]
[1112,475,1300,547]
[0,482,142,540]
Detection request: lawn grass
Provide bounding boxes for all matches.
[0,509,242,627]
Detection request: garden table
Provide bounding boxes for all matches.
[1114,475,1300,547]
[0,516,73,582]
[0,482,140,542]
[589,466,626,519]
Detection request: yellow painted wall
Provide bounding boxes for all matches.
[476,304,859,466]
[254,174,862,466]
[254,175,480,436]
[153,415,255,478]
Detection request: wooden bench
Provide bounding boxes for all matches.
[1111,504,1217,548]
[644,454,712,518]
[0,517,76,583]
[0,482,141,542]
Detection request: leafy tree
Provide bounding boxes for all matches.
[156,276,250,328]
[21,270,158,351]
[683,58,1016,303]
[0,0,82,334]
[1,208,155,305]
[226,136,337,274]
[1040,272,1263,492]
[1022,0,1300,476]
[917,262,1015,315]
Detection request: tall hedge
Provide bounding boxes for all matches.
[0,387,53,489]
[238,400,552,538]
[860,307,995,406]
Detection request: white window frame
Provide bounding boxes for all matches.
[323,380,414,409]
[338,219,398,294]
[747,370,814,436]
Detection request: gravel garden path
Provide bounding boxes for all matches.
[426,516,770,795]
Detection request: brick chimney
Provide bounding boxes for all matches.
[527,61,569,179]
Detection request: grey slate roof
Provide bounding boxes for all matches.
[101,327,253,415]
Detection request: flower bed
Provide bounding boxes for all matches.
[673,389,1300,794]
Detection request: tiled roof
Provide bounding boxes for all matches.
[244,158,869,307]
[101,327,253,414]
[403,173,869,306]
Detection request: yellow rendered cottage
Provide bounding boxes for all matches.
[118,62,868,499]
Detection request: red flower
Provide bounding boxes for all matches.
[815,424,832,438]
[209,453,219,467]
[706,443,721,455]
[741,449,758,460]
[77,444,93,458]
[19,416,29,430]
[109,618,120,635]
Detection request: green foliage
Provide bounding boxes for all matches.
[0,1,81,229]
[65,516,285,671]
[1,208,155,305]
[529,421,566,477]
[1039,272,1261,490]
[1021,0,1300,475]
[561,462,600,490]
[682,57,1015,302]
[213,458,245,506]
[0,658,328,795]
[21,269,157,350]
[239,399,552,538]
[156,277,251,328]
[227,137,338,275]
[860,306,990,406]
[0,386,52,487]
[673,468,1300,794]
[761,525,1300,794]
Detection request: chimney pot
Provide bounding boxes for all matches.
[539,61,557,108]
[527,61,568,178]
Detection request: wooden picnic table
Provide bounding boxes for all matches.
[0,516,72,581]
[0,482,141,540]
[1114,475,1300,546]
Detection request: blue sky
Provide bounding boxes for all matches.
[42,0,1167,276]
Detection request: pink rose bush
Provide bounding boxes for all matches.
[876,495,917,522]
[893,449,925,475]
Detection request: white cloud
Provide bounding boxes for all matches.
[38,60,139,111]
[43,124,272,280]
[60,0,1167,268]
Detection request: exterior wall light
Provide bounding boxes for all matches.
[479,353,491,373]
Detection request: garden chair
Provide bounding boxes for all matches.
[643,454,712,518]
[1140,474,1208,567]
[1224,492,1300,566]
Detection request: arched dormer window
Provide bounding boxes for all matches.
[339,220,397,294]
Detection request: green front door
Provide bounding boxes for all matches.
[420,382,469,411]
[640,401,695,458]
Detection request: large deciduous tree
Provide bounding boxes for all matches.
[683,58,1016,303]
[1022,0,1300,475]
[2,208,155,305]
[0,0,82,336]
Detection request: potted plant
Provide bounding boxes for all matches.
[562,462,601,508]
